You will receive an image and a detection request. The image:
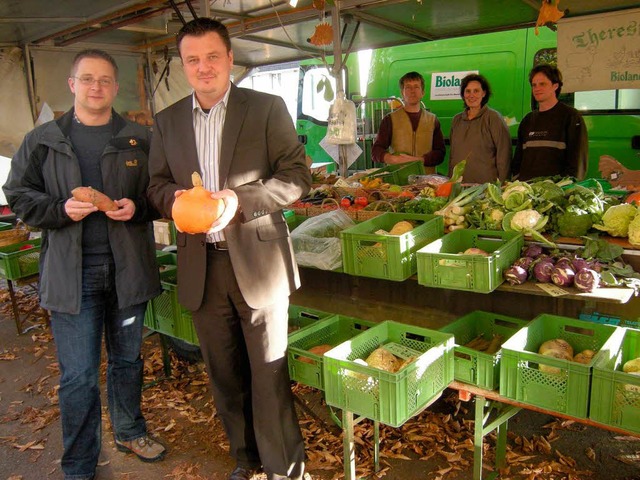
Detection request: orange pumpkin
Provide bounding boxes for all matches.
[171,172,225,234]
[626,191,640,206]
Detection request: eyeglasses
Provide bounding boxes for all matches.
[73,76,115,87]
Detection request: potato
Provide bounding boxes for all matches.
[72,186,118,212]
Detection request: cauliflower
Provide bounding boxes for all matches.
[628,209,640,246]
[593,203,638,237]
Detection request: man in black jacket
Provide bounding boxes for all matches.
[512,64,588,180]
[3,50,164,480]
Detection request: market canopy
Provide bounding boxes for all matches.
[2,0,639,68]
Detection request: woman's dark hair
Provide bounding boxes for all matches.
[176,17,232,55]
[399,71,425,91]
[529,64,563,97]
[460,74,491,106]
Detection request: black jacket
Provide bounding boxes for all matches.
[3,109,161,314]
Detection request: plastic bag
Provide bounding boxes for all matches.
[291,209,355,270]
[327,91,356,145]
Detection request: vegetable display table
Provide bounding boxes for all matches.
[3,274,49,335]
[448,380,640,480]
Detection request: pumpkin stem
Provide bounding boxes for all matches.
[191,172,204,187]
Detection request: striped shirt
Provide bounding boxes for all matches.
[192,86,231,242]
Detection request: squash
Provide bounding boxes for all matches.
[71,186,118,212]
[573,349,596,364]
[172,172,225,234]
[539,338,574,359]
[388,221,413,236]
[298,344,333,364]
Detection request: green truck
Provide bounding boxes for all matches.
[296,27,640,180]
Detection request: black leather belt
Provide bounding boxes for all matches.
[206,241,228,251]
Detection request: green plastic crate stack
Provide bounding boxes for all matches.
[440,311,529,390]
[341,212,444,281]
[499,314,624,418]
[287,315,375,391]
[367,161,425,186]
[416,229,523,293]
[146,249,339,348]
[145,251,199,345]
[323,320,454,427]
[287,304,334,334]
[0,237,42,281]
[590,327,640,434]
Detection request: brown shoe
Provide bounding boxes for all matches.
[116,435,166,462]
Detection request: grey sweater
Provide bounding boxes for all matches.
[448,105,512,184]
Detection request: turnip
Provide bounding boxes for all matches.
[551,266,575,287]
[574,268,600,293]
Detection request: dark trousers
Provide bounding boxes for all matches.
[192,249,305,480]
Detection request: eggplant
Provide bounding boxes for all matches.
[504,265,528,285]
[523,244,544,258]
[574,268,601,292]
[532,258,554,283]
[551,266,575,287]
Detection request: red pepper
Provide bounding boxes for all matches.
[435,182,453,197]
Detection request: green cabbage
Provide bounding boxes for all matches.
[629,210,640,246]
[593,203,638,237]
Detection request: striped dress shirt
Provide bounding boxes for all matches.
[191,86,231,243]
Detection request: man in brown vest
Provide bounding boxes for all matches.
[372,71,446,174]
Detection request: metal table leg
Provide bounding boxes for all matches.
[342,410,381,480]
[473,395,521,480]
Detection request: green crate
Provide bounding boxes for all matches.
[341,213,443,281]
[0,237,42,280]
[440,311,529,390]
[590,327,640,433]
[416,229,523,293]
[287,315,375,391]
[0,222,13,231]
[288,304,334,334]
[323,320,454,427]
[499,314,622,418]
[368,161,425,186]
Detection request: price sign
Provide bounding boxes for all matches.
[536,283,569,297]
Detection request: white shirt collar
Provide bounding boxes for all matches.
[191,84,231,113]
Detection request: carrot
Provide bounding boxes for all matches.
[435,182,453,197]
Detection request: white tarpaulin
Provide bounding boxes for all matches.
[557,8,640,93]
[0,48,35,158]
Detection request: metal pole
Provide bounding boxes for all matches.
[22,45,38,123]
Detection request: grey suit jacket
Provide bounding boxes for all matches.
[148,84,311,310]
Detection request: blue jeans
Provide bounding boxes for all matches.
[50,261,148,479]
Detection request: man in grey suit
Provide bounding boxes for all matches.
[147,17,311,480]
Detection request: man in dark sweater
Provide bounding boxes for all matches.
[512,64,588,180]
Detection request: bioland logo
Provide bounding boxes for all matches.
[429,70,478,101]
